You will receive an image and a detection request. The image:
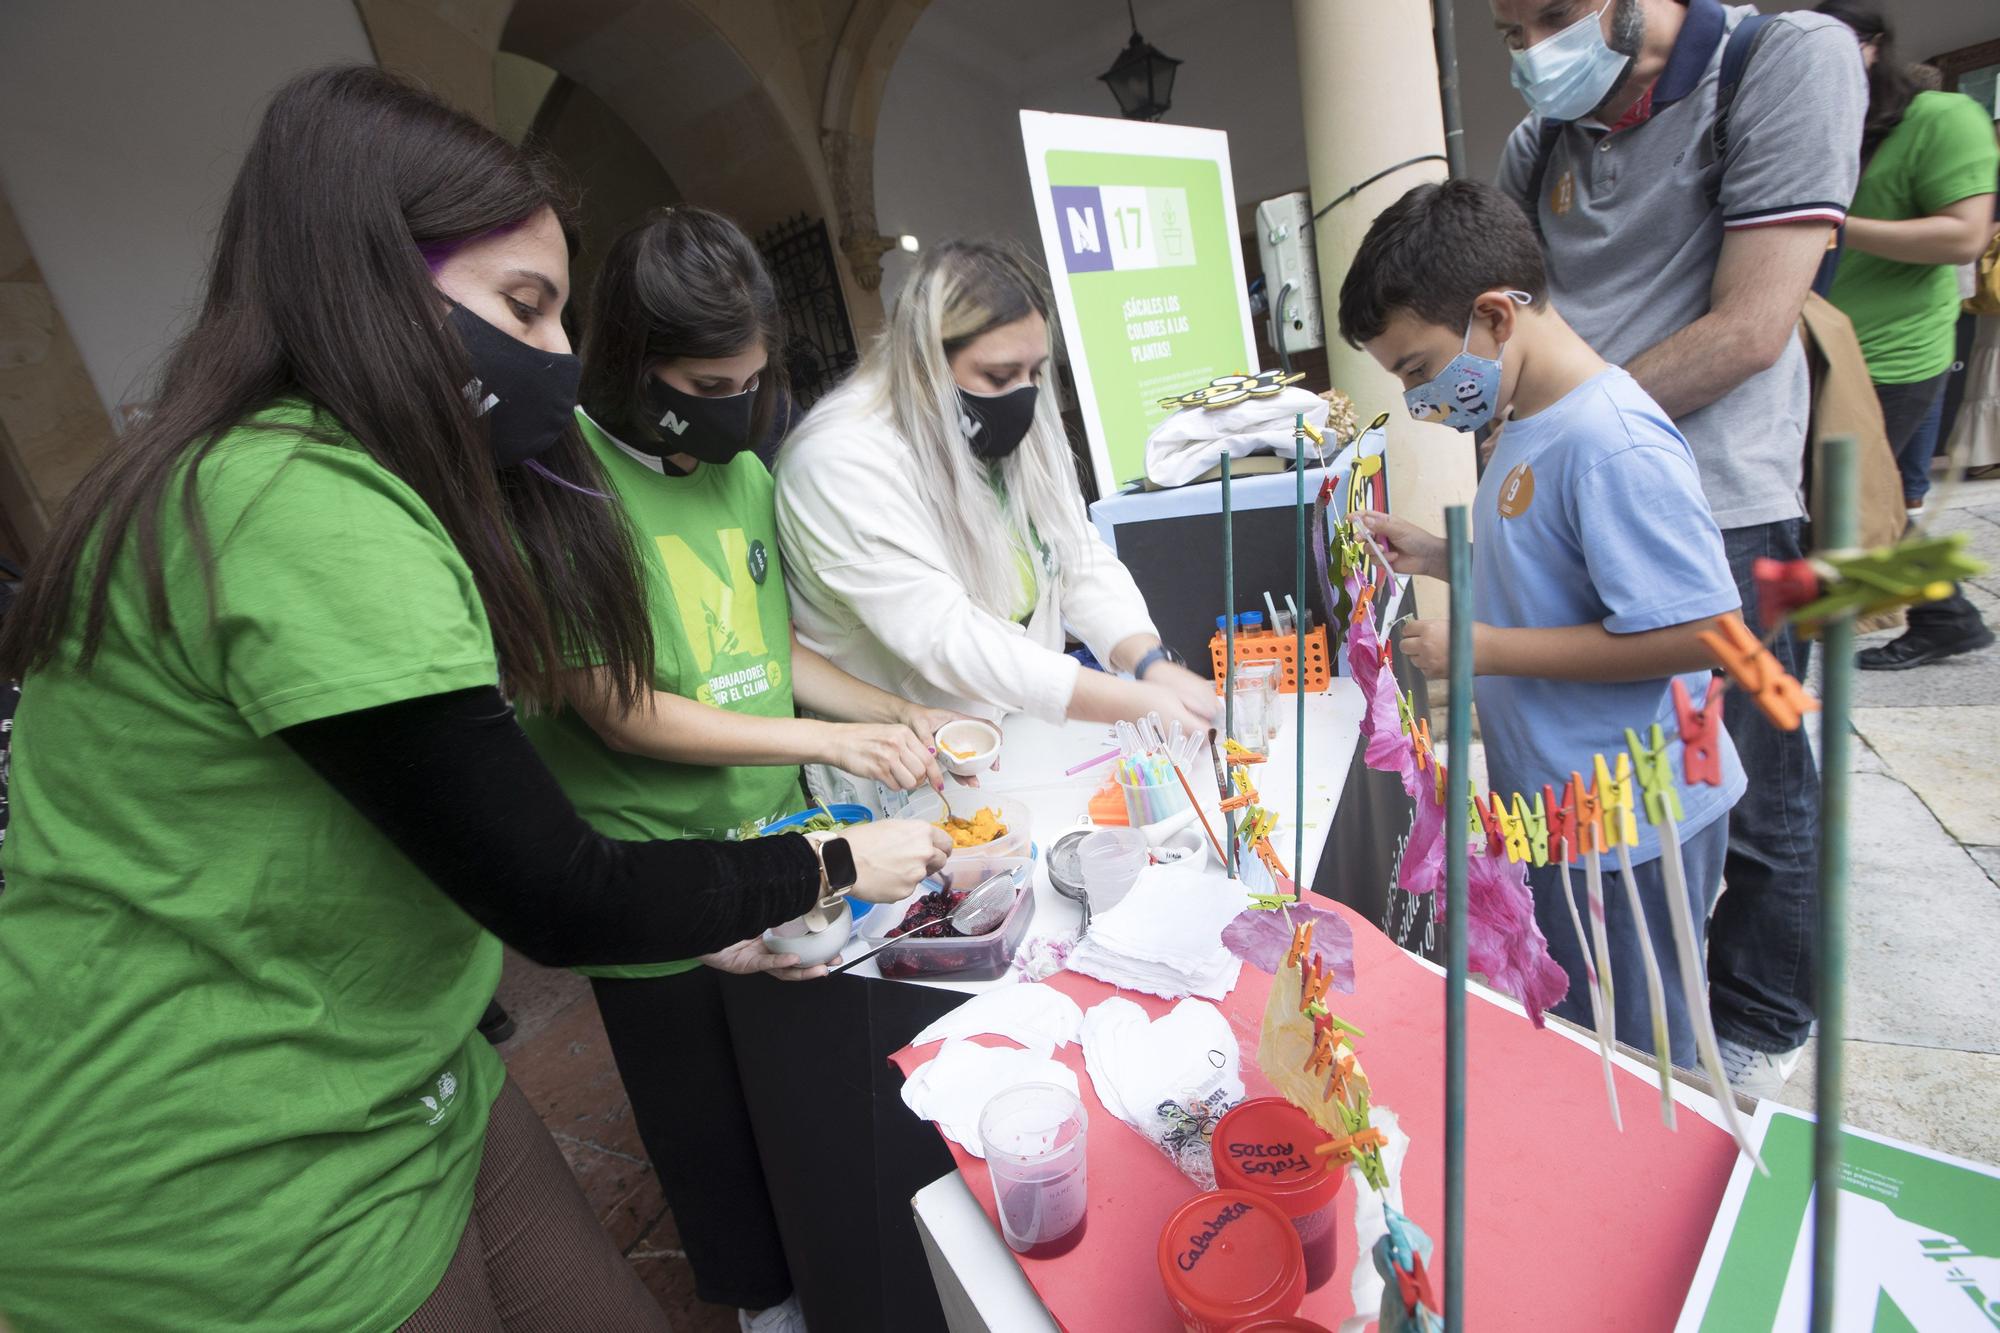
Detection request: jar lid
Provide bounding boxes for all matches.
[1210,1097,1343,1215]
[1241,612,1265,628]
[1158,1190,1306,1327]
[1225,1319,1335,1332]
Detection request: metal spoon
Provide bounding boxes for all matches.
[826,871,1018,976]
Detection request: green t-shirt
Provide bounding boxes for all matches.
[986,469,1046,624]
[1829,91,2000,384]
[521,411,804,980]
[0,403,505,1332]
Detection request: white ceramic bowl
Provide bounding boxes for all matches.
[935,719,1002,777]
[760,899,853,967]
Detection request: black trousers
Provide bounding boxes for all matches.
[1873,377,1987,637]
[592,966,793,1310]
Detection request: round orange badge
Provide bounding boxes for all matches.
[1497,463,1535,518]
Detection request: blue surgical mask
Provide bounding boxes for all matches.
[1509,1,1629,123]
[1402,293,1531,433]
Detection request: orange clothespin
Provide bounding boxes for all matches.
[1544,781,1577,864]
[1219,790,1257,813]
[1299,956,1332,1014]
[1312,1125,1389,1163]
[1323,1052,1358,1103]
[1304,1022,1338,1077]
[1571,770,1603,856]
[1285,920,1315,970]
[1698,612,1819,732]
[1411,717,1433,774]
[1672,676,1725,787]
[1223,737,1269,765]
[1253,839,1291,882]
[1593,752,1639,849]
[1351,582,1376,627]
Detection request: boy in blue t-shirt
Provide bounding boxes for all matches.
[1336,180,1747,1066]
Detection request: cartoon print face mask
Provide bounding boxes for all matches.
[1401,291,1533,433]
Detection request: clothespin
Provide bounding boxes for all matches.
[1299,956,1332,1014]
[1312,1125,1389,1165]
[1397,1251,1440,1317]
[1351,582,1376,626]
[1223,737,1268,764]
[1753,557,1822,631]
[1571,770,1603,856]
[1285,921,1315,970]
[1467,782,1486,842]
[1798,535,1985,627]
[1434,757,1449,804]
[1697,612,1820,732]
[1304,1022,1339,1077]
[1324,1052,1358,1103]
[1396,689,1417,738]
[1253,838,1291,882]
[1493,796,1530,864]
[1471,791,1506,858]
[1514,790,1550,867]
[1544,782,1577,864]
[1672,676,1725,787]
[1625,724,1684,826]
[1411,717,1433,774]
[1245,891,1293,911]
[1593,752,1639,849]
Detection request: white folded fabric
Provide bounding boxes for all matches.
[1078,996,1244,1187]
[1144,387,1333,488]
[912,984,1085,1051]
[898,1038,1079,1158]
[1065,859,1244,1000]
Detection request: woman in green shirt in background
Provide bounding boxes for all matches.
[0,69,946,1332]
[1820,2,2000,669]
[532,207,963,1333]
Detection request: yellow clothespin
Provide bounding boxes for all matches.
[1624,724,1684,827]
[1593,752,1639,849]
[1494,797,1530,864]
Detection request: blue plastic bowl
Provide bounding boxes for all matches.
[759,805,877,922]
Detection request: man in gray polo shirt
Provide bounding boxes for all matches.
[1491,0,1865,1097]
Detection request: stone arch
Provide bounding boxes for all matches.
[818,0,931,302]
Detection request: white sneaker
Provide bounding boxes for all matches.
[1718,1038,1805,1100]
[740,1296,808,1333]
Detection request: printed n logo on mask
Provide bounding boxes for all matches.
[658,529,769,674]
[660,411,690,437]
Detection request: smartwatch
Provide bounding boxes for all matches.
[1130,643,1183,681]
[806,831,859,901]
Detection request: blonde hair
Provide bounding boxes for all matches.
[857,240,1081,617]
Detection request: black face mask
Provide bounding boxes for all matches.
[957,383,1038,462]
[634,375,758,465]
[447,303,581,468]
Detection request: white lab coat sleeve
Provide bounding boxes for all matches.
[1055,510,1161,670]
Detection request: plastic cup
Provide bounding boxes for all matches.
[1078,827,1149,913]
[1117,773,1189,827]
[1209,1097,1343,1291]
[1157,1190,1306,1333]
[978,1082,1089,1259]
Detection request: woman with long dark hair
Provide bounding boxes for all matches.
[1819,1,2000,669]
[529,207,963,1332]
[0,67,946,1331]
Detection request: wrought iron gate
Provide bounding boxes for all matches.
[758,215,858,410]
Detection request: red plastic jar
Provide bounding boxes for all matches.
[1157,1190,1306,1333]
[1210,1097,1343,1291]
[1226,1320,1334,1332]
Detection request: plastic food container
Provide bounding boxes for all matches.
[759,805,876,922]
[1210,1098,1344,1291]
[865,855,1035,980]
[1225,1319,1334,1332]
[939,789,1033,866]
[1158,1190,1306,1333]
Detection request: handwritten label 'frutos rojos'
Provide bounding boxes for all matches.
[1228,1140,1310,1177]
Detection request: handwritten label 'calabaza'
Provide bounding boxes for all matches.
[1228,1140,1310,1178]
[1177,1201,1254,1271]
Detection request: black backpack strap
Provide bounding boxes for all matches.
[1710,12,1774,172]
[1523,118,1566,238]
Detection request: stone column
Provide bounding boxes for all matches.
[1293,0,1474,617]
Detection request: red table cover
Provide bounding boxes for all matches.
[890,902,1735,1331]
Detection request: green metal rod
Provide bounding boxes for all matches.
[1444,504,1472,1327]
[1222,452,1238,876]
[1809,435,1857,1333]
[1295,415,1308,889]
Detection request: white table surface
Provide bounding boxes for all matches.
[846,686,1367,994]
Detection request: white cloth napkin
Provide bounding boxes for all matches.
[1066,859,1244,1000]
[898,1038,1079,1158]
[1144,387,1332,487]
[1078,996,1244,1187]
[912,984,1085,1051]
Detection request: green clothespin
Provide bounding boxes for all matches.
[1467,779,1484,840]
[1396,689,1417,737]
[1797,534,1987,626]
[1514,790,1550,866]
[1246,892,1293,911]
[1624,724,1684,826]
